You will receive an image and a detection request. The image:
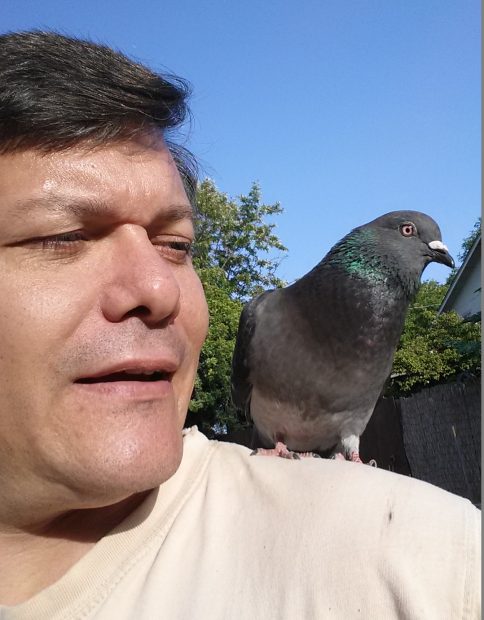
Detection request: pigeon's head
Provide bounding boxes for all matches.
[349,210,454,295]
[363,210,454,271]
[323,210,454,298]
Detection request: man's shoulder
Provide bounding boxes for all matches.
[134,429,480,618]
[204,433,479,526]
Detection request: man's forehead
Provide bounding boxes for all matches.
[0,134,179,181]
[0,140,194,223]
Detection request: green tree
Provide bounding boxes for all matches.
[388,280,481,396]
[194,179,286,299]
[187,179,287,433]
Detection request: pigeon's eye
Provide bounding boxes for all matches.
[400,223,416,237]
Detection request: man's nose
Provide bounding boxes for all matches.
[100,226,181,326]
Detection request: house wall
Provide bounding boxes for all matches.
[439,235,481,318]
[447,255,481,317]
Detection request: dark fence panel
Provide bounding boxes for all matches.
[359,397,411,475]
[399,381,480,505]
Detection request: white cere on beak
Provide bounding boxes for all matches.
[428,240,449,252]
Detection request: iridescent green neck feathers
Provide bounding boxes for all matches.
[327,228,389,284]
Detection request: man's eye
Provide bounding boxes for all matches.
[154,239,192,262]
[35,231,86,250]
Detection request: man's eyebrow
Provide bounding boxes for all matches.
[10,194,194,222]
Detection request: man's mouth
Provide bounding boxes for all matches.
[76,370,172,384]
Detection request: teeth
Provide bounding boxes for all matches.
[125,369,158,375]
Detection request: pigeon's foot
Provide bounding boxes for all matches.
[349,451,363,463]
[349,452,378,467]
[332,452,346,461]
[251,442,319,460]
[332,451,377,467]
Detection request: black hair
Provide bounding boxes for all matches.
[0,30,197,202]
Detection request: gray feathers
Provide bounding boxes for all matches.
[231,210,454,457]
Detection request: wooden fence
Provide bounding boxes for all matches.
[398,381,480,505]
[361,380,481,505]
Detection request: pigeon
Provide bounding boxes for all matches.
[231,211,454,462]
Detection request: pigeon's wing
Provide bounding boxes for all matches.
[231,292,269,421]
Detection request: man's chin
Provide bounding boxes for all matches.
[59,428,184,509]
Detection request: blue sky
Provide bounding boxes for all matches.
[3,0,480,284]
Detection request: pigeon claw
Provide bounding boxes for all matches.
[349,451,364,463]
[350,452,378,467]
[251,442,319,460]
[331,452,378,467]
[331,452,346,461]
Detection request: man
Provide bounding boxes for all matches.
[0,31,480,619]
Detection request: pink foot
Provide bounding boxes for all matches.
[332,452,346,461]
[332,452,377,466]
[351,452,378,467]
[251,442,318,460]
[349,451,364,463]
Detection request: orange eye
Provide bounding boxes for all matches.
[400,223,416,237]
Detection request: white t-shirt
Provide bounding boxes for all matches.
[3,427,480,619]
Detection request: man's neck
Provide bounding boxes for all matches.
[0,492,149,606]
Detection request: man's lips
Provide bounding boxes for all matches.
[76,370,172,384]
[73,360,178,399]
[74,360,178,384]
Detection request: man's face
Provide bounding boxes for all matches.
[0,136,209,510]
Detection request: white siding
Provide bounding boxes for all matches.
[450,258,481,317]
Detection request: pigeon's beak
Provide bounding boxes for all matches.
[428,240,455,269]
